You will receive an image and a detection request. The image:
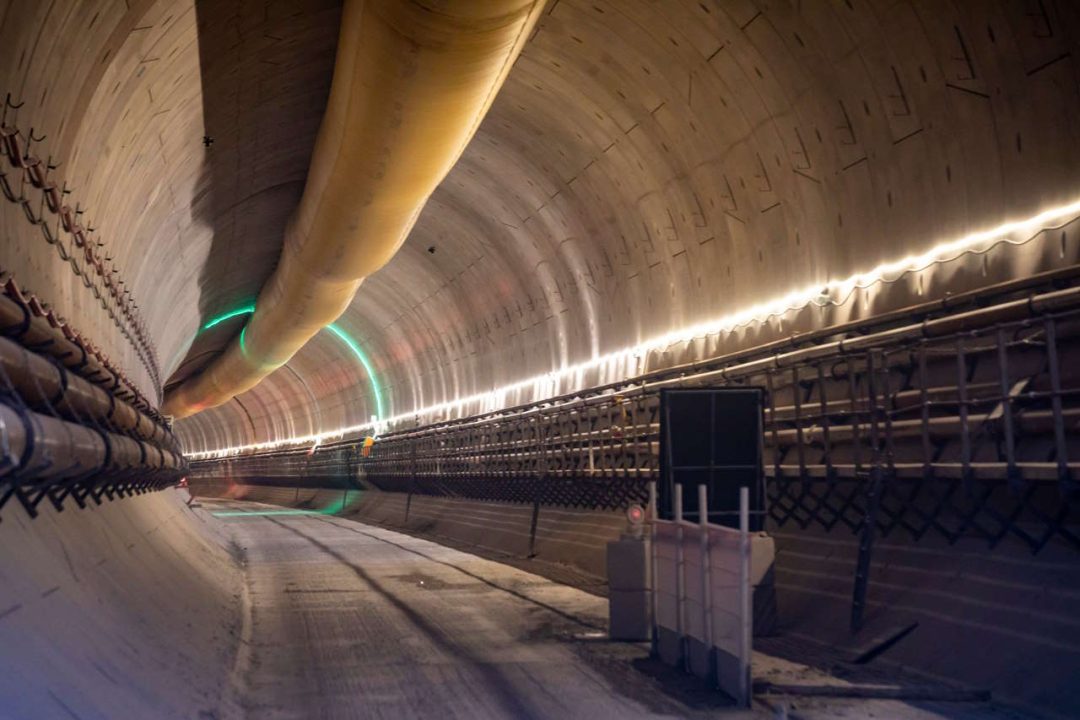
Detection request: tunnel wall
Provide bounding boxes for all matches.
[173,0,1080,454]
[0,490,243,719]
[192,480,626,578]
[4,1,1080,716]
[2,1,1079,458]
[771,526,1080,720]
[192,480,1080,717]
[0,0,340,407]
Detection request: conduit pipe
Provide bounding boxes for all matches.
[0,291,160,418]
[0,335,178,450]
[163,0,546,419]
[0,403,185,484]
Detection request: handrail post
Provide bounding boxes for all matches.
[738,485,751,708]
[698,483,714,682]
[648,480,658,655]
[674,483,686,670]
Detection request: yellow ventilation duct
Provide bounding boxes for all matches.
[163,0,546,419]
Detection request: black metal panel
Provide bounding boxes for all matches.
[658,388,764,529]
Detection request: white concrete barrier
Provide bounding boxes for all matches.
[650,484,772,707]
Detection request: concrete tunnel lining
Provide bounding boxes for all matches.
[0,492,243,718]
[4,1,1080,453]
[3,0,1080,717]
[169,0,1080,453]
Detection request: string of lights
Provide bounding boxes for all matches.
[186,198,1080,460]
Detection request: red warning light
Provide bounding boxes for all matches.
[626,504,645,525]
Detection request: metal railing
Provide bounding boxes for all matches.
[198,287,1079,546]
[191,284,1080,629]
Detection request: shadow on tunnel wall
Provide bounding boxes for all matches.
[165,0,342,393]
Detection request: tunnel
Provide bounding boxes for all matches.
[2,0,1079,717]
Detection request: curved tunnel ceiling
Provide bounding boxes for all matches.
[2,0,1079,455]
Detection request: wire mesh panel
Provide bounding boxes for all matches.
[190,299,1080,554]
[187,291,1080,634]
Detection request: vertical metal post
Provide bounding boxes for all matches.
[865,352,881,468]
[956,336,972,493]
[631,399,642,485]
[851,465,881,634]
[792,366,807,481]
[698,483,714,680]
[405,442,416,521]
[674,483,686,669]
[848,360,863,476]
[878,353,896,474]
[851,352,882,633]
[816,363,834,481]
[738,485,751,708]
[1044,318,1071,492]
[622,395,630,483]
[649,480,659,655]
[529,418,546,557]
[996,328,1020,491]
[917,342,932,478]
[765,372,782,482]
[528,495,542,557]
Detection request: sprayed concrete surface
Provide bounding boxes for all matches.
[0,492,1056,719]
[213,497,754,719]
[214,497,1047,720]
[0,490,244,719]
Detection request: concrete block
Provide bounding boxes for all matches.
[606,535,650,591]
[751,534,778,637]
[609,589,651,641]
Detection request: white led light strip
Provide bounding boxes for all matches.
[187,199,1080,460]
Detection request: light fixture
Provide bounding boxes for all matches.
[193,309,383,422]
[202,305,256,331]
[187,198,1080,460]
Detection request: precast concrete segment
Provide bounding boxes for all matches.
[214,499,753,719]
[173,1,1080,453]
[2,1,1078,452]
[0,490,243,719]
[162,0,548,419]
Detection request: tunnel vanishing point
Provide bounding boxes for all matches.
[1,1,1080,718]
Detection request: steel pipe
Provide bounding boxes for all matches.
[0,402,184,483]
[0,334,176,450]
[164,0,546,418]
[0,292,159,417]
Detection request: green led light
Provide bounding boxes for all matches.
[202,305,256,331]
[210,490,359,518]
[195,306,383,422]
[325,323,385,422]
[317,489,359,516]
[211,509,320,518]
